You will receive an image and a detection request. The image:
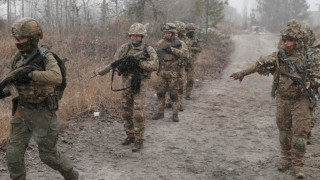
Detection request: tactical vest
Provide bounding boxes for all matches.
[11,52,58,104]
[120,42,151,77]
[275,53,310,99]
[158,39,181,73]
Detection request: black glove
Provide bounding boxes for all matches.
[162,45,172,54]
[0,90,6,99]
[14,68,33,84]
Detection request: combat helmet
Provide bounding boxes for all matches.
[306,26,316,47]
[186,23,197,31]
[11,17,43,39]
[128,23,147,37]
[313,39,320,49]
[175,21,186,34]
[280,20,308,51]
[161,23,177,34]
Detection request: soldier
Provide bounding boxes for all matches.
[0,17,78,180]
[96,23,159,152]
[185,23,202,100]
[230,20,320,179]
[152,23,188,122]
[166,21,188,111]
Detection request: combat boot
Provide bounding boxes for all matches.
[122,137,135,145]
[179,105,184,111]
[172,114,179,122]
[166,103,172,108]
[307,132,311,145]
[132,141,143,152]
[62,169,79,180]
[293,166,305,179]
[277,159,291,172]
[152,113,164,120]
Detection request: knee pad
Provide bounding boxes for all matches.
[157,91,165,98]
[187,79,194,86]
[279,131,291,144]
[170,93,178,101]
[293,138,306,152]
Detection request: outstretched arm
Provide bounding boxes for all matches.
[230,63,258,82]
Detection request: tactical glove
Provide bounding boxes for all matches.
[163,45,172,54]
[230,72,244,82]
[0,90,6,99]
[14,68,33,84]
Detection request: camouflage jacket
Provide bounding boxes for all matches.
[186,37,202,59]
[155,39,188,76]
[238,50,320,98]
[5,50,62,103]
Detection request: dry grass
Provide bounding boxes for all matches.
[0,32,232,148]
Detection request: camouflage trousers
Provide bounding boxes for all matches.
[121,77,147,143]
[276,96,312,168]
[185,61,195,97]
[156,74,180,116]
[6,102,73,180]
[166,68,185,108]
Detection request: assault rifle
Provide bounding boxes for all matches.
[0,49,45,99]
[278,49,319,108]
[191,39,204,47]
[93,50,148,93]
[156,41,182,63]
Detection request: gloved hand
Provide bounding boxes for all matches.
[230,72,244,82]
[0,90,6,99]
[14,68,33,84]
[162,45,172,54]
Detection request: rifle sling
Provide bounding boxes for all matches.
[110,68,131,92]
[275,54,308,90]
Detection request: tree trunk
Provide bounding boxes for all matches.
[100,0,107,32]
[136,0,146,23]
[22,0,24,17]
[7,0,11,30]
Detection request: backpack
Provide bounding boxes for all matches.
[42,49,68,100]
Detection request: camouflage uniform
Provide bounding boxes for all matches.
[230,20,320,179]
[153,23,188,122]
[185,23,202,99]
[166,21,189,111]
[98,23,158,151]
[2,17,78,180]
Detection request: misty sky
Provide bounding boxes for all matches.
[228,0,319,14]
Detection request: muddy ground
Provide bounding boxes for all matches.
[1,34,320,180]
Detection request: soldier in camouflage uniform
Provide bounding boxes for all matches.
[185,23,202,100]
[96,23,159,152]
[0,17,78,180]
[166,21,188,111]
[152,23,188,122]
[230,20,320,179]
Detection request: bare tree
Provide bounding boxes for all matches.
[22,0,24,17]
[100,0,108,31]
[7,0,11,28]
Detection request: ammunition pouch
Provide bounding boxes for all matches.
[46,95,59,111]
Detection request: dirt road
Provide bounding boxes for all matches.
[1,34,319,180]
